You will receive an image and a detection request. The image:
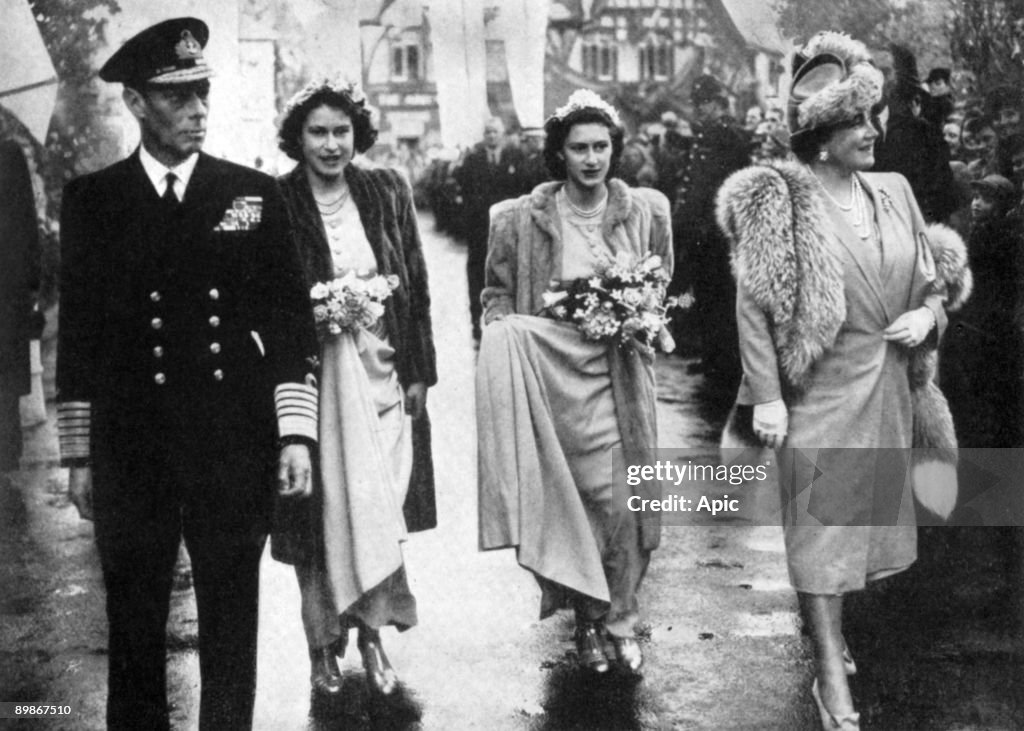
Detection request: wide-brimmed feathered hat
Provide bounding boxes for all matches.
[787,31,884,138]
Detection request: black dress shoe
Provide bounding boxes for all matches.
[310,646,343,696]
[574,623,609,673]
[358,628,398,696]
[611,636,643,672]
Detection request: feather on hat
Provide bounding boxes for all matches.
[788,32,884,137]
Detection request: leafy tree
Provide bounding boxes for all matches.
[772,0,952,73]
[9,0,122,304]
[31,0,122,186]
[951,0,1024,91]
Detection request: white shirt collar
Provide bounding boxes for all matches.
[138,145,199,200]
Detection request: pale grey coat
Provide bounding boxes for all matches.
[722,167,956,593]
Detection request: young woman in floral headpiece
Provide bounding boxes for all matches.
[476,89,673,674]
[273,78,437,698]
[717,32,970,729]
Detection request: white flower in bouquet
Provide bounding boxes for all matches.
[309,272,399,337]
[539,252,678,348]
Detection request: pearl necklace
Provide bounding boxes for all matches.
[563,189,607,219]
[814,172,875,241]
[315,187,350,217]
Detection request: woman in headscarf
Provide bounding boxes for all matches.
[717,33,969,729]
[477,90,673,674]
[273,78,437,697]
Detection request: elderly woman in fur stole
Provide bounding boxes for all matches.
[717,33,970,730]
[476,90,672,675]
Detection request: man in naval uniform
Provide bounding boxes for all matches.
[671,74,750,398]
[56,18,318,729]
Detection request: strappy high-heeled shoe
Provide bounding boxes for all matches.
[358,628,398,696]
[811,678,860,730]
[309,645,343,696]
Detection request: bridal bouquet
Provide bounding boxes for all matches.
[541,252,683,348]
[310,272,400,336]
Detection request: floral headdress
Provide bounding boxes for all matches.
[550,89,622,128]
[283,76,367,117]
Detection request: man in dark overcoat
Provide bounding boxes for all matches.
[0,139,40,473]
[453,117,528,340]
[56,18,318,730]
[671,74,749,397]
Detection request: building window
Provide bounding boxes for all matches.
[639,39,672,80]
[391,38,421,82]
[582,39,618,81]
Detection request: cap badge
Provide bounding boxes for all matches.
[175,30,202,61]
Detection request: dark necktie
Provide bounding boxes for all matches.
[162,172,179,208]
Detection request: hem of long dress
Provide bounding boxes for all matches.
[789,559,915,595]
[336,565,418,632]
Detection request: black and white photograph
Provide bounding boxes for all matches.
[1,0,1023,729]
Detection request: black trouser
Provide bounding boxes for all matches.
[93,409,272,730]
[466,235,488,338]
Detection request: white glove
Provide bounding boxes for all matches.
[753,399,788,448]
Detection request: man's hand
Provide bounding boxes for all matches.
[753,399,788,449]
[405,382,428,420]
[69,466,94,521]
[277,444,312,498]
[883,307,935,347]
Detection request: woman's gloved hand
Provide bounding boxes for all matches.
[753,398,788,448]
[883,307,935,347]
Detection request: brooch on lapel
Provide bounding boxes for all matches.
[877,187,894,214]
[214,196,263,231]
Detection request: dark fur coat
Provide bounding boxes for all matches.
[275,163,437,555]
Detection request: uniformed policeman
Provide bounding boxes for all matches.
[671,74,750,398]
[56,18,318,730]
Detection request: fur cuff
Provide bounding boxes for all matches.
[923,223,972,312]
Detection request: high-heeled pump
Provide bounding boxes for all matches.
[309,645,343,696]
[811,678,860,730]
[358,628,398,696]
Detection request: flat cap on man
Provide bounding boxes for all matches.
[925,67,951,84]
[99,17,212,87]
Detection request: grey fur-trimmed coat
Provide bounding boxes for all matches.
[481,179,673,549]
[716,161,970,521]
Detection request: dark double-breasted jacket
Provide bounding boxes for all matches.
[57,150,319,471]
[277,162,438,534]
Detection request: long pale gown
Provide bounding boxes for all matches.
[295,195,416,648]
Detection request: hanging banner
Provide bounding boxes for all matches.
[494,0,550,129]
[429,0,488,149]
